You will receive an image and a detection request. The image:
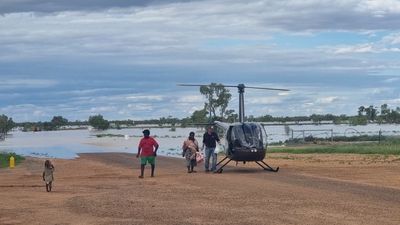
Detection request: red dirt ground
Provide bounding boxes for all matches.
[0,153,399,225]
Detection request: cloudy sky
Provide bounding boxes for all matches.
[1,0,400,122]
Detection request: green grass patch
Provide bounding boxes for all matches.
[0,152,25,168]
[269,139,400,155]
[283,135,389,145]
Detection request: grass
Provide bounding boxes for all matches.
[280,135,390,145]
[0,152,25,168]
[269,138,400,155]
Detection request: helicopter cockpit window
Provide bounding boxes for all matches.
[230,123,264,149]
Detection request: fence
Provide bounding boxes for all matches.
[290,129,333,142]
[286,128,397,143]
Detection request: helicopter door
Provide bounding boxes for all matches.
[243,123,264,149]
[228,123,264,150]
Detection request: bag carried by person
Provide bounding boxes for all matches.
[196,152,204,163]
[214,144,225,154]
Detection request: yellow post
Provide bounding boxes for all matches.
[9,156,15,168]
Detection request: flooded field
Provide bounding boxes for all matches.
[0,127,205,159]
[1,124,400,159]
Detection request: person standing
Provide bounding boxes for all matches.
[137,129,159,178]
[42,160,55,192]
[202,126,220,172]
[182,132,199,173]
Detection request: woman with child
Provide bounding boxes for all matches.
[182,132,199,173]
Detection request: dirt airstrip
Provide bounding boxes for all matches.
[0,153,399,225]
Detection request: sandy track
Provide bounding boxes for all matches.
[0,153,399,225]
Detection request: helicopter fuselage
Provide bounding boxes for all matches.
[215,122,268,162]
[227,146,266,161]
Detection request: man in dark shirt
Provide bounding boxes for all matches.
[202,126,220,172]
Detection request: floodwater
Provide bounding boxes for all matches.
[1,124,399,159]
[0,127,205,159]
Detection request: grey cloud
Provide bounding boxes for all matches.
[0,78,57,89]
[1,1,400,65]
[1,0,400,121]
[0,0,202,13]
[3,0,400,31]
[253,0,400,31]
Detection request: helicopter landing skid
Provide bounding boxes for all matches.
[215,156,232,173]
[255,161,279,172]
[215,157,279,173]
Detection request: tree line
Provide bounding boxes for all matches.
[357,104,400,124]
[1,104,400,136]
[1,83,400,135]
[16,115,110,132]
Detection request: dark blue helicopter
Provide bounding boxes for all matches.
[178,83,289,173]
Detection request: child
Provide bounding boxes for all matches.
[182,132,199,173]
[42,160,55,192]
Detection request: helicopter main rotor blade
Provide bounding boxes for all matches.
[178,84,290,91]
[244,86,290,91]
[177,84,204,87]
[177,84,238,88]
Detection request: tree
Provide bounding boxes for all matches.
[310,114,323,123]
[190,109,208,123]
[247,115,255,122]
[257,114,274,122]
[380,104,390,122]
[42,122,56,131]
[225,109,238,123]
[349,116,368,125]
[200,83,232,121]
[333,114,347,124]
[365,105,378,121]
[51,116,68,128]
[358,106,365,116]
[387,109,400,123]
[88,114,110,130]
[380,104,389,116]
[0,114,15,139]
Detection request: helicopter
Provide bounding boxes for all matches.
[178,83,290,173]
